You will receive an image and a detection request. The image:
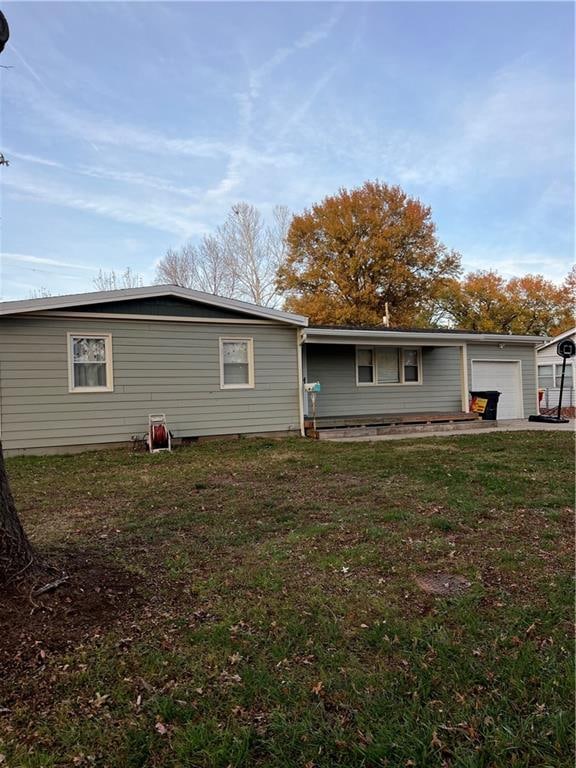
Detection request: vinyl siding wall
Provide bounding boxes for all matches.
[305,344,462,417]
[0,316,301,453]
[467,343,538,417]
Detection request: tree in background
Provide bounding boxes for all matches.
[276,181,461,326]
[564,264,576,310]
[93,267,143,291]
[28,286,52,299]
[438,270,574,335]
[156,203,290,307]
[157,235,236,297]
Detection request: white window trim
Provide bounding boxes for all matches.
[67,333,114,393]
[219,337,255,390]
[538,361,574,388]
[355,346,423,387]
[537,362,555,387]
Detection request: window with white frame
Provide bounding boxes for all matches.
[403,348,420,382]
[220,338,254,389]
[356,346,421,385]
[68,334,113,392]
[538,362,574,389]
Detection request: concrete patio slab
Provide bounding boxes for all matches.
[325,419,575,442]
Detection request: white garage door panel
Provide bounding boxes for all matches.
[471,361,523,419]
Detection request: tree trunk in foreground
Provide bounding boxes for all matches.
[0,440,39,584]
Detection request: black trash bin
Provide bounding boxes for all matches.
[469,390,501,420]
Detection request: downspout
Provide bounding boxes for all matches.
[533,345,540,415]
[296,328,306,437]
[460,344,470,412]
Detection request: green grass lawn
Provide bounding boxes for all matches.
[1,432,574,768]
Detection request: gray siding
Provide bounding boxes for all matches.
[305,344,462,417]
[0,317,301,453]
[63,296,254,319]
[467,343,537,417]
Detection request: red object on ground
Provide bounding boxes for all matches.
[152,423,168,448]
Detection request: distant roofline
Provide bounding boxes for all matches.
[536,326,575,351]
[0,285,308,327]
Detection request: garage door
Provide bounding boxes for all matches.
[471,360,523,419]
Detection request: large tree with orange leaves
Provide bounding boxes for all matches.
[276,182,461,326]
[438,270,574,335]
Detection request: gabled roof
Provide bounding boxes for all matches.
[536,327,575,351]
[0,284,308,326]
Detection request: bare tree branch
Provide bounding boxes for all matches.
[155,203,291,306]
[93,267,143,291]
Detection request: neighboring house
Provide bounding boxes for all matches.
[536,328,575,416]
[0,286,546,455]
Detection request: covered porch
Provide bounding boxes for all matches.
[302,326,474,437]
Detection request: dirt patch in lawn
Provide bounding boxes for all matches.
[394,443,458,453]
[0,550,143,692]
[414,572,472,596]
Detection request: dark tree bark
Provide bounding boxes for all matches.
[0,440,40,584]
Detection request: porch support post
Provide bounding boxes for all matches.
[460,344,470,412]
[297,328,306,437]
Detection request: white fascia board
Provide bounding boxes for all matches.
[0,284,308,326]
[305,328,546,345]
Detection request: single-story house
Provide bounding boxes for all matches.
[536,327,575,416]
[0,286,546,454]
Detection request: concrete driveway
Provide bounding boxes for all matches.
[326,419,575,442]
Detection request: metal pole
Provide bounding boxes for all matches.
[312,391,317,431]
[556,356,567,421]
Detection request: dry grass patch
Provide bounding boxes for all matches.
[0,432,573,768]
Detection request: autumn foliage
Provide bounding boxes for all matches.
[438,270,574,335]
[276,182,461,326]
[276,180,573,335]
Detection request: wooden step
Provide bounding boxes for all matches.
[305,411,480,436]
[316,419,495,440]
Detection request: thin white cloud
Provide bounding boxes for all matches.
[8,43,45,87]
[8,77,298,169]
[3,176,203,237]
[6,149,202,197]
[209,6,344,200]
[276,64,339,142]
[463,246,570,284]
[4,150,63,169]
[248,6,343,100]
[393,61,573,188]
[1,252,98,272]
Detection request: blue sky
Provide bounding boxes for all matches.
[0,1,573,299]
